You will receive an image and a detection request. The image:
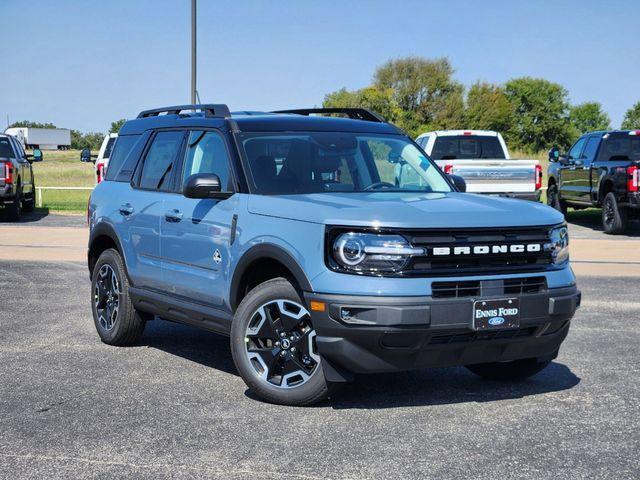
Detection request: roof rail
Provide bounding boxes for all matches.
[137,104,231,119]
[272,108,385,123]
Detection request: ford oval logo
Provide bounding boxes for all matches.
[488,317,505,326]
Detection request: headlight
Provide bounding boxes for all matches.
[546,225,569,264]
[332,232,424,273]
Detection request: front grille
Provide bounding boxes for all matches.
[432,281,481,298]
[428,326,537,345]
[504,276,547,295]
[404,226,554,275]
[432,276,547,299]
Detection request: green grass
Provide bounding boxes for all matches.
[30,150,95,213]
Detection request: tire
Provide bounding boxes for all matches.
[91,248,146,346]
[602,192,628,235]
[466,358,551,381]
[5,185,21,221]
[547,184,567,215]
[22,183,35,213]
[230,278,330,406]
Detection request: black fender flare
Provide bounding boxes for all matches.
[230,243,312,310]
[88,221,127,275]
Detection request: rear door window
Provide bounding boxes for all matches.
[581,137,600,163]
[138,131,185,191]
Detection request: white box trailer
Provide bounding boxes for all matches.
[4,127,71,150]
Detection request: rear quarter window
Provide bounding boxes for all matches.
[104,134,144,182]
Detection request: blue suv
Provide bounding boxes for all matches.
[88,105,580,406]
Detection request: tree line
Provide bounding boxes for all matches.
[7,119,127,150]
[323,56,640,152]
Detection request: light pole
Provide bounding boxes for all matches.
[191,0,197,104]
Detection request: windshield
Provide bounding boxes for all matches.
[431,135,506,160]
[239,132,452,195]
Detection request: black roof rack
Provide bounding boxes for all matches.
[137,104,230,119]
[272,108,385,123]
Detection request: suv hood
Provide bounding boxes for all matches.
[247,192,564,229]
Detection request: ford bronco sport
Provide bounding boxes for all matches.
[88,105,580,406]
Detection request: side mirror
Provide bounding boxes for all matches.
[183,173,224,199]
[80,148,92,163]
[573,159,584,167]
[548,146,560,162]
[558,155,569,165]
[450,174,466,193]
[26,148,43,163]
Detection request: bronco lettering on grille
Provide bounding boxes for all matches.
[429,244,542,256]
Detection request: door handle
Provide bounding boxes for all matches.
[165,209,183,222]
[119,203,134,216]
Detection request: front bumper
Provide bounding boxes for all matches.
[305,285,580,380]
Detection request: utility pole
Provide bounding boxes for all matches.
[191,0,197,104]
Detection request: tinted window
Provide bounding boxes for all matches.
[581,137,600,162]
[430,135,505,160]
[139,131,184,191]
[182,130,232,191]
[568,137,587,160]
[597,134,640,162]
[104,135,140,181]
[0,137,15,158]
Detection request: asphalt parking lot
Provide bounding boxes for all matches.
[1,214,639,479]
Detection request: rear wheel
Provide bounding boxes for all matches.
[91,248,146,346]
[466,358,551,381]
[602,192,627,235]
[547,184,567,215]
[230,278,329,406]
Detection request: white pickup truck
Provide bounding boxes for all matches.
[415,130,542,201]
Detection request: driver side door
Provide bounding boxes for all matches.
[559,136,587,202]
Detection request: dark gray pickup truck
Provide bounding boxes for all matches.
[0,134,41,220]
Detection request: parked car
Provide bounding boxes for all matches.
[547,130,640,234]
[0,134,41,220]
[5,127,71,150]
[415,130,542,201]
[81,133,118,183]
[87,105,580,406]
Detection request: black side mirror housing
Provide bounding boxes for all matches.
[558,155,570,165]
[450,174,466,193]
[26,148,43,163]
[548,146,560,162]
[80,148,92,163]
[183,173,229,199]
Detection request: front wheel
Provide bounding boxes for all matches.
[602,192,628,235]
[230,278,329,406]
[466,358,551,381]
[547,184,567,215]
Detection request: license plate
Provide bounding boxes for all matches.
[473,298,520,330]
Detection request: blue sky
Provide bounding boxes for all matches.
[1,0,638,133]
